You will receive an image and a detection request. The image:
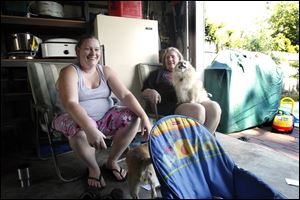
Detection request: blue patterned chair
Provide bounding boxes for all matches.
[149,115,286,199]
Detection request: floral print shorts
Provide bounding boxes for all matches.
[52,106,137,139]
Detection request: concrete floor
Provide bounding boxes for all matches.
[217,131,299,199]
[1,136,160,199]
[228,125,299,161]
[1,128,299,199]
[229,101,299,161]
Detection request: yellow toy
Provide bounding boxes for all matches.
[272,97,295,133]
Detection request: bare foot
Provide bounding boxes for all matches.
[105,162,127,181]
[87,167,106,188]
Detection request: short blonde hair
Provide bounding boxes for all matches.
[162,47,184,67]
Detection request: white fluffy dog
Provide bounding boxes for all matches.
[172,60,210,104]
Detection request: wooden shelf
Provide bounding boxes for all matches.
[1,58,76,67]
[3,92,32,101]
[1,1,90,140]
[2,118,33,128]
[1,15,88,29]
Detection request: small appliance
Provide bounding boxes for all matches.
[41,38,77,58]
[8,33,42,59]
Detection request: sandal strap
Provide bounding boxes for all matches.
[88,172,103,181]
[88,176,99,181]
[102,164,127,181]
[111,168,125,178]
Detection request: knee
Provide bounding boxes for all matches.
[194,104,206,123]
[69,130,87,145]
[124,112,140,132]
[211,101,222,117]
[193,104,206,117]
[124,109,139,126]
[72,130,86,139]
[176,103,206,123]
[134,116,141,125]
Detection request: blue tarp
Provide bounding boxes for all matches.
[204,50,283,133]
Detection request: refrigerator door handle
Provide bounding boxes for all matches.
[100,45,105,65]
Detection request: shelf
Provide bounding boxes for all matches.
[1,58,77,67]
[2,118,33,128]
[3,92,32,101]
[1,1,90,140]
[1,15,88,29]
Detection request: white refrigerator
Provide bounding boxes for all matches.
[94,14,160,105]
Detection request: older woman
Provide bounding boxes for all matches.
[142,47,221,134]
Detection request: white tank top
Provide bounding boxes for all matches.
[72,63,114,120]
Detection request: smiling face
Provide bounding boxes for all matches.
[77,38,101,68]
[163,47,184,72]
[164,50,181,72]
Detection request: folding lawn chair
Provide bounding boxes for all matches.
[27,62,81,182]
[148,115,286,199]
[137,63,164,121]
[28,61,133,182]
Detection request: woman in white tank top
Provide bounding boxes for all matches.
[52,35,151,189]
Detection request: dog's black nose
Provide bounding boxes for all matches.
[178,61,187,69]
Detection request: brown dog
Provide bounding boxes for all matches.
[126,143,158,199]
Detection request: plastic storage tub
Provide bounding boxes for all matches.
[108,1,142,19]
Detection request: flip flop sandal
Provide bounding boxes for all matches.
[87,172,106,189]
[109,188,125,199]
[79,190,99,199]
[102,165,127,182]
[100,188,125,199]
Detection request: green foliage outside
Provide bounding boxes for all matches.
[289,60,299,79]
[205,1,299,79]
[205,1,299,54]
[269,1,299,47]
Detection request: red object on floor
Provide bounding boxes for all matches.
[272,123,293,132]
[108,1,142,19]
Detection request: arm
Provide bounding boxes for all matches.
[103,66,152,138]
[141,70,161,118]
[141,69,161,105]
[57,66,107,149]
[142,88,161,105]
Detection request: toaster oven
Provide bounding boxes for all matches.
[41,38,77,58]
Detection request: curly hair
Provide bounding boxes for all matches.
[161,47,184,67]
